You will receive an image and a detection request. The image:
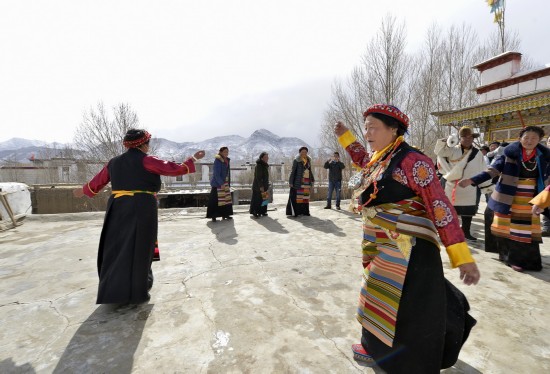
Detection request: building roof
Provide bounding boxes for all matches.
[473,51,522,71]
[431,88,550,126]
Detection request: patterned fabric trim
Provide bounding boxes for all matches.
[296,177,311,203]
[357,196,441,347]
[217,182,232,206]
[362,196,440,248]
[492,178,541,243]
[357,240,405,347]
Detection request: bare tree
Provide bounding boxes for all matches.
[405,23,446,153]
[320,15,409,154]
[73,102,140,163]
[361,14,408,106]
[320,14,537,160]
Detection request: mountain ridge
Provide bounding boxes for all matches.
[0,129,316,163]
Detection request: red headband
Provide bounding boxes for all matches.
[123,131,152,148]
[363,104,409,128]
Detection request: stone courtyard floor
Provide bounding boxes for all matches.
[1,196,549,373]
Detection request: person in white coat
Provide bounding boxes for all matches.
[435,126,489,240]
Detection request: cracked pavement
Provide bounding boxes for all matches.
[0,196,549,373]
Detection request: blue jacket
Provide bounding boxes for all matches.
[471,141,550,214]
[210,155,231,188]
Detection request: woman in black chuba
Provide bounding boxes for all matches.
[250,152,270,218]
[74,129,205,304]
[207,146,233,222]
[286,146,315,217]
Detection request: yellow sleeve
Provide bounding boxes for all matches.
[338,130,357,149]
[445,242,475,268]
[530,190,550,209]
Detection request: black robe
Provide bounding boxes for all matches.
[250,159,269,215]
[96,148,160,304]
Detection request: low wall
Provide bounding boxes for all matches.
[31,185,111,214]
[30,185,353,214]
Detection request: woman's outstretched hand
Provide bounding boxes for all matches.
[334,121,348,137]
[458,179,473,188]
[459,262,480,285]
[73,188,84,198]
[532,204,543,215]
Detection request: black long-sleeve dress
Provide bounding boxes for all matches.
[250,158,269,216]
[83,148,197,304]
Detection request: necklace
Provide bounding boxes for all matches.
[521,159,538,172]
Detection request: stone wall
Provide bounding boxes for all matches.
[31,185,111,214]
[30,185,354,214]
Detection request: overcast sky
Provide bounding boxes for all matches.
[1,0,548,147]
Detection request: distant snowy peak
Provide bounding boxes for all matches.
[0,138,53,151]
[0,130,311,163]
[248,129,281,140]
[153,129,310,161]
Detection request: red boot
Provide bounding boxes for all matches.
[352,343,375,366]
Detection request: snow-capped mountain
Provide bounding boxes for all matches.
[0,130,313,163]
[154,129,311,162]
[0,138,62,152]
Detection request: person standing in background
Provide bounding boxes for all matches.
[207,147,233,222]
[540,136,550,236]
[324,152,345,210]
[459,126,549,272]
[250,152,270,218]
[485,141,501,165]
[287,146,314,217]
[435,126,489,241]
[480,145,490,166]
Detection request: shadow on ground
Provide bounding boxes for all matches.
[53,304,153,373]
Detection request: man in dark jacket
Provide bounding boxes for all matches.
[324,152,345,210]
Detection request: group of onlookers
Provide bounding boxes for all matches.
[206,146,347,221]
[437,125,549,273]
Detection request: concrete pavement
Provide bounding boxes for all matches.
[1,196,549,373]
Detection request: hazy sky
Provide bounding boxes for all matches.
[1,0,548,147]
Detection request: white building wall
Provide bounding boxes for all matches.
[501,84,519,98]
[518,80,537,95]
[479,92,488,103]
[537,76,550,90]
[485,89,503,101]
[0,168,53,185]
[480,60,520,85]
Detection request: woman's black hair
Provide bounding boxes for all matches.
[124,129,147,142]
[299,146,308,153]
[367,112,408,136]
[519,126,544,139]
[219,146,229,153]
[258,152,268,160]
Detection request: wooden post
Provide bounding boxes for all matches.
[0,192,21,228]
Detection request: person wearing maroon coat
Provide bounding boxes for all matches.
[74,129,205,304]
